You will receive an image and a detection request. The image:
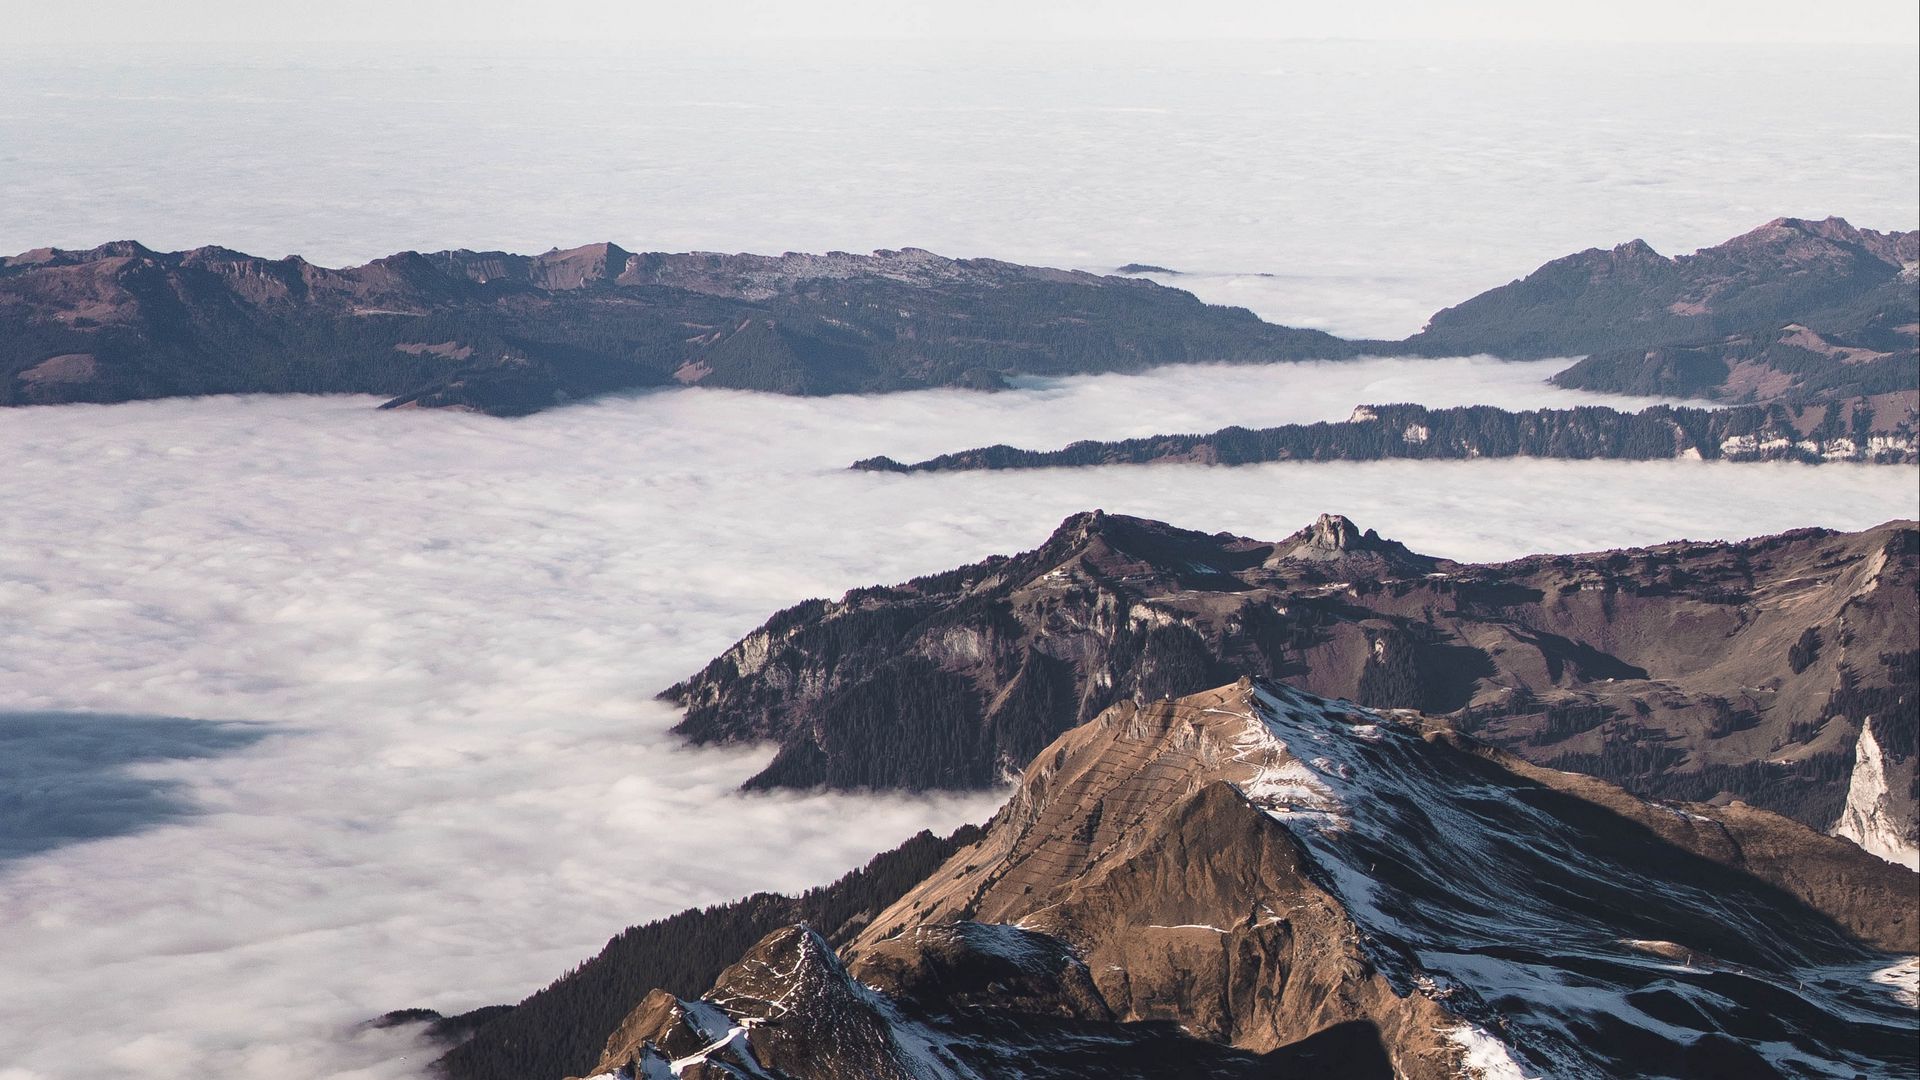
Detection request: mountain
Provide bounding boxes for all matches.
[0,241,1355,415]
[5,217,1911,417]
[424,826,983,1080]
[664,513,1920,867]
[1407,217,1919,404]
[851,398,1920,472]
[566,681,1918,1079]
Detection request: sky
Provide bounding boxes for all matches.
[4,0,1916,44]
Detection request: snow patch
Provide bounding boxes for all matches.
[1443,1024,1541,1080]
[668,1000,765,1076]
[1872,957,1919,1008]
[1226,708,1347,824]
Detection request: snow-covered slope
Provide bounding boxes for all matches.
[583,681,1917,1080]
[1232,684,1916,1077]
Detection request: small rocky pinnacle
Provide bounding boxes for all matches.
[1306,513,1363,551]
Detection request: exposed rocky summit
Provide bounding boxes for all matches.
[1408,216,1919,404]
[552,682,1919,1079]
[665,513,1920,863]
[0,241,1354,415]
[853,397,1920,472]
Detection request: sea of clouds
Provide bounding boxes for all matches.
[0,33,1917,1080]
[1,358,1916,1078]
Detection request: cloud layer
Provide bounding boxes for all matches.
[0,357,1915,1079]
[1,41,1913,337]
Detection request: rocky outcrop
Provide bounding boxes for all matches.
[852,397,1920,472]
[1834,718,1920,870]
[577,683,1919,1079]
[1406,216,1919,405]
[1267,511,1439,575]
[0,241,1355,415]
[665,514,1920,848]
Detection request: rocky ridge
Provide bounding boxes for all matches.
[0,241,1354,415]
[4,216,1912,416]
[665,513,1920,865]
[852,397,1920,472]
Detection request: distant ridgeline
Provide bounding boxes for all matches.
[3,216,1913,415]
[853,398,1920,473]
[0,242,1356,416]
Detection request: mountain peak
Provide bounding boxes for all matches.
[88,239,157,260]
[1269,512,1437,574]
[1723,215,1917,267]
[1029,510,1279,588]
[1299,511,1365,551]
[833,679,1917,1078]
[1761,214,1855,235]
[1611,237,1664,259]
[1039,508,1205,556]
[590,923,925,1080]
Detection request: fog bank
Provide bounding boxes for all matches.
[0,359,1913,1078]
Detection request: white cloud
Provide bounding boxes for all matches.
[0,358,1914,1079]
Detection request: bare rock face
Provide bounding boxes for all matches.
[582,682,1917,1079]
[1834,717,1920,870]
[666,513,1919,857]
[1267,512,1439,575]
[1299,510,1363,552]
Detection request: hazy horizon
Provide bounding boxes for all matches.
[4,40,1913,340]
[9,0,1917,44]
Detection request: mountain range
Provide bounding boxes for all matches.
[4,217,1913,415]
[1408,217,1919,403]
[417,680,1918,1080]
[0,242,1351,415]
[852,398,1920,471]
[665,512,1919,871]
